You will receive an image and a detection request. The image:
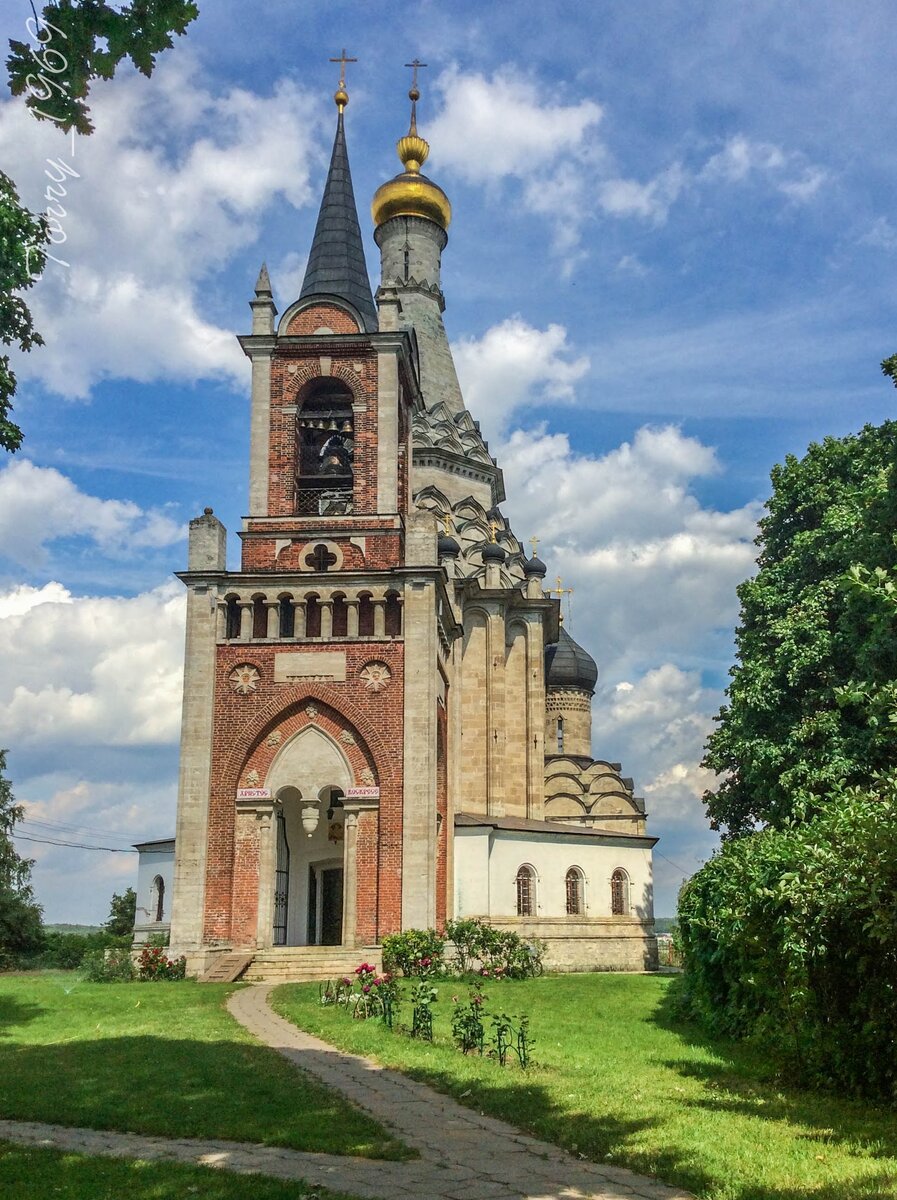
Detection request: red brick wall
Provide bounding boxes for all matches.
[204,641,405,944]
[267,353,379,518]
[285,302,360,335]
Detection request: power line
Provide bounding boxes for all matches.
[12,832,137,853]
[20,814,134,841]
[654,849,699,878]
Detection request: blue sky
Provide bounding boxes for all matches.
[0,0,895,921]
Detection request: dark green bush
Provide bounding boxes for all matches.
[678,784,897,1099]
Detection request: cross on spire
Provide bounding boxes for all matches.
[330,49,357,111]
[405,58,427,91]
[529,536,540,558]
[330,48,357,87]
[404,58,427,131]
[551,575,574,624]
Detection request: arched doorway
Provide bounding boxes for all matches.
[265,725,354,947]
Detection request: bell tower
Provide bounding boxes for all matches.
[169,61,449,968]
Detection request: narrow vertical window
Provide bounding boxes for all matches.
[225,596,240,640]
[557,717,564,753]
[565,867,584,915]
[279,596,295,638]
[611,868,629,916]
[152,875,165,923]
[516,865,535,917]
[403,247,410,281]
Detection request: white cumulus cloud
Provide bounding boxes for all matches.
[2,53,323,398]
[452,318,589,441]
[0,459,184,565]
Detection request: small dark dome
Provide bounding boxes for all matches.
[524,554,547,577]
[545,626,598,694]
[438,533,461,558]
[482,541,506,562]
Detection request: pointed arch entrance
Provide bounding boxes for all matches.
[257,722,377,948]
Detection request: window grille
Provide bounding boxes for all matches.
[516,865,535,917]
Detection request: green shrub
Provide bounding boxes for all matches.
[381,928,445,976]
[136,945,186,981]
[445,918,544,979]
[82,948,135,983]
[678,784,897,1099]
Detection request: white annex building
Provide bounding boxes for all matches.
[134,68,658,977]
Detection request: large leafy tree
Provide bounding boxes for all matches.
[1,1,198,451]
[703,420,897,835]
[0,749,43,965]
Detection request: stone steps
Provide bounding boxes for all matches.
[243,946,382,983]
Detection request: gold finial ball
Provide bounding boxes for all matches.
[409,85,420,102]
[334,86,349,108]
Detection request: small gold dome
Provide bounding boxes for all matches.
[372,123,451,230]
[334,85,349,109]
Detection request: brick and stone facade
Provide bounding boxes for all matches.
[164,88,657,975]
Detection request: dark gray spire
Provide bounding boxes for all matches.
[299,111,378,332]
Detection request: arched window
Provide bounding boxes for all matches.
[515,865,536,917]
[556,717,565,754]
[225,595,241,640]
[331,593,348,637]
[384,591,402,636]
[611,868,629,916]
[151,875,165,923]
[295,379,354,515]
[252,596,267,640]
[565,867,584,915]
[279,595,295,638]
[357,593,374,637]
[305,594,321,638]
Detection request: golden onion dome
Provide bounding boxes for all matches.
[372,86,451,231]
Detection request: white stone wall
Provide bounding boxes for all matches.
[133,843,175,942]
[453,825,657,971]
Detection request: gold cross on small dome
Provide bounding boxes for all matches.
[529,536,540,557]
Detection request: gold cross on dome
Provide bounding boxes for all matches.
[442,512,453,536]
[551,575,574,623]
[404,58,427,91]
[330,49,357,88]
[489,519,499,544]
[529,536,540,557]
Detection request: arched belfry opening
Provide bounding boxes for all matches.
[295,377,355,516]
[262,722,376,948]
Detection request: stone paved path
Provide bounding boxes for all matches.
[0,985,695,1200]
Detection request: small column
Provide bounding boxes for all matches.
[373,597,386,637]
[253,801,277,950]
[238,600,253,641]
[342,811,359,948]
[265,600,280,639]
[216,601,228,642]
[292,599,307,639]
[346,599,360,638]
[320,599,333,640]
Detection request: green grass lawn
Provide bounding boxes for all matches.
[0,972,407,1159]
[274,972,897,1200]
[0,1141,360,1200]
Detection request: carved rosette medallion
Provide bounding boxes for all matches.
[305,703,319,720]
[359,661,391,693]
[339,730,356,746]
[266,731,282,748]
[229,664,260,695]
[360,768,375,785]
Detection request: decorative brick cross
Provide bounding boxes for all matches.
[305,543,337,573]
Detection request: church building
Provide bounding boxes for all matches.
[153,66,657,976]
